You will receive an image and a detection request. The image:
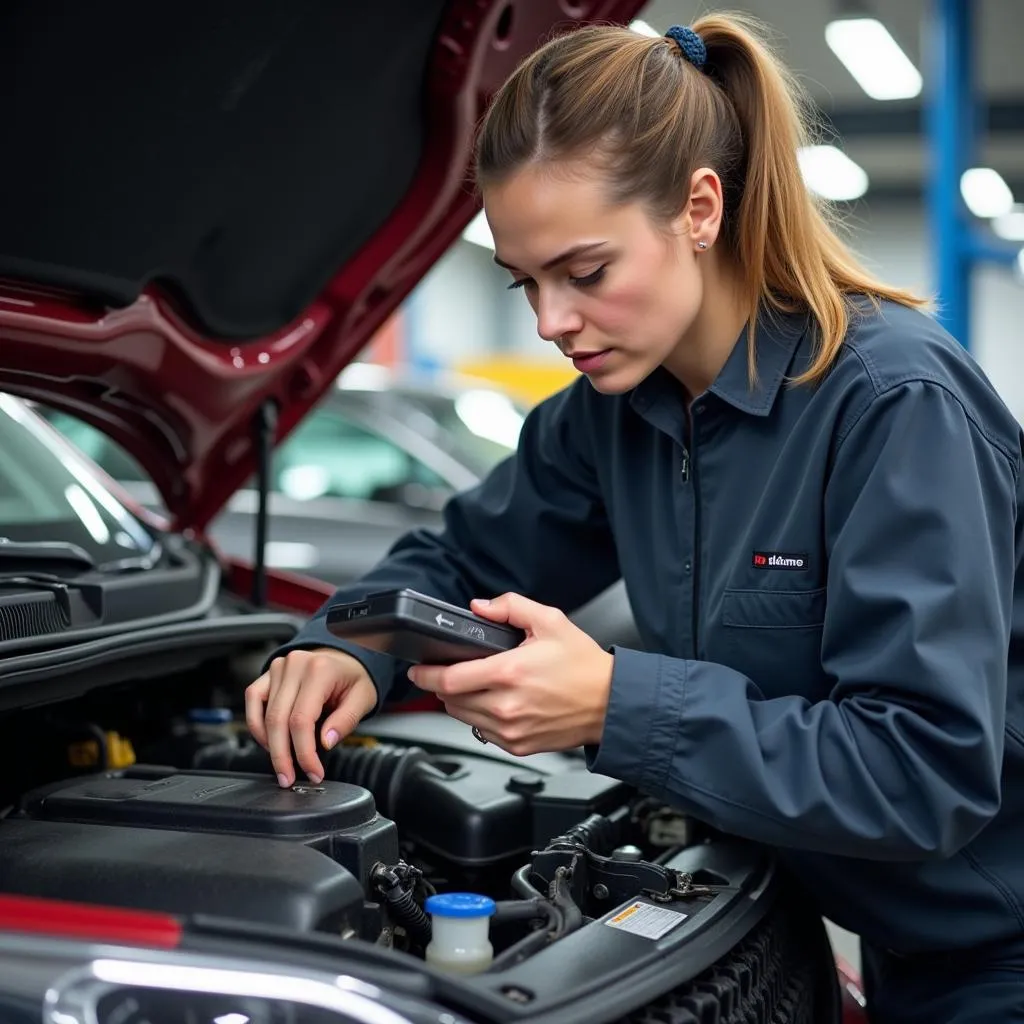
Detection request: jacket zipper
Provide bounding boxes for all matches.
[686,412,701,659]
[691,453,701,659]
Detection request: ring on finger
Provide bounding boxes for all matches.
[472,726,489,745]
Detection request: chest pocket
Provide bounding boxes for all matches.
[721,587,826,629]
[711,588,828,699]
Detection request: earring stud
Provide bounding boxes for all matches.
[697,241,709,250]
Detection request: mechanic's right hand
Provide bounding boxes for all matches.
[244,648,378,788]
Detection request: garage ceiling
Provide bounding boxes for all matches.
[635,0,1024,199]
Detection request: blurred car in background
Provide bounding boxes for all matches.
[41,364,641,648]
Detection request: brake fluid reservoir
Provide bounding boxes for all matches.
[424,893,496,974]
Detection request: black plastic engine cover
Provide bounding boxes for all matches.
[392,756,629,866]
[16,766,399,890]
[343,714,631,868]
[0,818,364,933]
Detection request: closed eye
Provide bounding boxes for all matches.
[507,266,605,291]
[570,266,605,288]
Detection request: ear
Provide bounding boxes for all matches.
[670,168,725,250]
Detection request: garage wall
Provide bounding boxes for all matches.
[407,200,1024,418]
[404,239,517,367]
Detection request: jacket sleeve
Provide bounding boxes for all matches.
[589,380,1021,860]
[267,380,621,708]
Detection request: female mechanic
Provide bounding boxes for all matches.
[245,15,1024,1023]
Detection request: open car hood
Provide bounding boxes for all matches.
[0,1,643,531]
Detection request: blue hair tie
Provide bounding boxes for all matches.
[665,25,707,70]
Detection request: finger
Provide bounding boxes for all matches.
[410,654,512,696]
[471,593,562,634]
[265,657,303,786]
[406,664,447,693]
[440,688,498,717]
[244,671,271,749]
[322,677,377,749]
[287,666,337,783]
[321,679,378,750]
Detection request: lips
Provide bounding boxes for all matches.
[569,349,612,373]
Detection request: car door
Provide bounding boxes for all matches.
[208,404,455,585]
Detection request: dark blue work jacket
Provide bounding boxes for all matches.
[277,299,1024,955]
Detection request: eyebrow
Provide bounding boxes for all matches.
[493,242,610,273]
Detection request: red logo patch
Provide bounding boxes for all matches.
[752,551,808,570]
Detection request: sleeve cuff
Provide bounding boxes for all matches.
[586,647,687,793]
[262,618,398,714]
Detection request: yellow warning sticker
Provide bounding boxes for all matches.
[604,901,688,940]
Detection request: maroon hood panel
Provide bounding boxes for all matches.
[0,1,645,530]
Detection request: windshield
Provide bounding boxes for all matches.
[0,395,158,568]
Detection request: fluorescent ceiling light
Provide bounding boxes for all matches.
[961,167,1014,219]
[993,206,1024,242]
[825,18,922,100]
[797,145,869,201]
[462,210,494,250]
[629,19,661,37]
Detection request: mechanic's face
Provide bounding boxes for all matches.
[483,161,706,395]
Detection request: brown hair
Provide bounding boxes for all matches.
[474,13,927,386]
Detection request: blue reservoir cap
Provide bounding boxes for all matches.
[188,708,233,724]
[425,893,497,919]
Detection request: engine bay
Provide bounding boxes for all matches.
[0,640,832,1023]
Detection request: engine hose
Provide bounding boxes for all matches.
[383,882,432,946]
[485,892,573,970]
[322,743,429,819]
[487,899,565,972]
[492,899,562,931]
[511,865,545,900]
[546,813,618,856]
[372,865,432,946]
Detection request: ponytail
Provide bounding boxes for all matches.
[694,13,926,383]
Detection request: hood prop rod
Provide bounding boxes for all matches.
[252,400,278,607]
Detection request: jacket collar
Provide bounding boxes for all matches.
[630,307,810,420]
[709,307,810,416]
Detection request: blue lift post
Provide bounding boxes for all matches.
[928,0,1021,350]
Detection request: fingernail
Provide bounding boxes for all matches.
[308,773,323,785]
[406,668,418,683]
[475,598,490,606]
[277,774,290,788]
[325,729,339,749]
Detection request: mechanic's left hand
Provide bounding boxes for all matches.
[407,593,613,755]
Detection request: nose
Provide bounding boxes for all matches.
[535,288,583,345]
